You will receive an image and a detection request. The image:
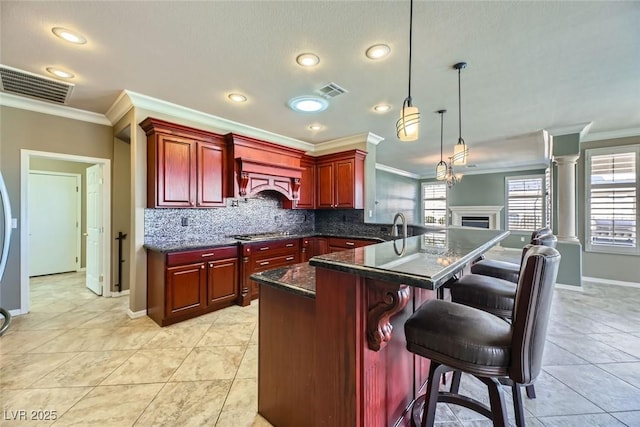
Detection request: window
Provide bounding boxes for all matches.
[506,175,546,232]
[586,146,638,254]
[422,182,447,226]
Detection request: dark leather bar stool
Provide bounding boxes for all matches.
[470,228,557,282]
[448,229,557,399]
[405,245,560,427]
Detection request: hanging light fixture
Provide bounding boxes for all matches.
[452,61,468,165]
[396,0,420,141]
[435,110,447,180]
[445,156,459,189]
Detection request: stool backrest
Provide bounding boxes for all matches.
[509,245,560,384]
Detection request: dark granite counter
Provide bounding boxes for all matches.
[144,238,239,252]
[251,263,316,299]
[310,227,509,290]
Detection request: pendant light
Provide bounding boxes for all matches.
[396,0,420,141]
[435,110,447,180]
[452,61,468,165]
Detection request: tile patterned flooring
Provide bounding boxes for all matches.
[1,269,640,426]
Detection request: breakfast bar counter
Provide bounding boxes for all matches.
[251,227,509,427]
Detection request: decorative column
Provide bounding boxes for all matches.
[555,154,580,242]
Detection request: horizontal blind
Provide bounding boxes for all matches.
[507,177,543,231]
[589,152,636,248]
[423,183,447,226]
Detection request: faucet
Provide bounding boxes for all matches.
[391,212,408,239]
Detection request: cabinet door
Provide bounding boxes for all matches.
[295,158,315,209]
[316,162,335,208]
[166,262,206,317]
[207,257,238,308]
[155,134,197,207]
[197,142,226,207]
[335,158,355,208]
[315,238,329,255]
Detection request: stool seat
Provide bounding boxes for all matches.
[450,274,516,319]
[406,299,511,371]
[470,259,520,283]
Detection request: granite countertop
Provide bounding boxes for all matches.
[144,233,386,253]
[251,263,316,299]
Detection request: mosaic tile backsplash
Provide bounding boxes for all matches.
[145,191,429,243]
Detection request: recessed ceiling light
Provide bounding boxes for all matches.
[46,67,75,79]
[309,124,323,131]
[374,104,391,113]
[288,96,328,113]
[51,27,87,45]
[296,53,320,67]
[228,93,247,103]
[365,44,391,60]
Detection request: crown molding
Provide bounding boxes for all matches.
[118,90,314,153]
[375,163,421,179]
[546,122,593,140]
[104,90,134,124]
[0,92,111,126]
[313,132,383,153]
[417,162,550,180]
[580,127,640,143]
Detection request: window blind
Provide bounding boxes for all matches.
[423,183,447,226]
[506,177,544,231]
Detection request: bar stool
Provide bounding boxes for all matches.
[405,245,560,427]
[448,230,557,399]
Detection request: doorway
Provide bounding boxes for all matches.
[20,150,111,313]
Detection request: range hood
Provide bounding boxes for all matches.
[226,133,306,201]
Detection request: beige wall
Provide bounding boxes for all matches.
[0,106,113,311]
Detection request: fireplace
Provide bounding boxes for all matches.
[449,206,503,230]
[461,216,490,229]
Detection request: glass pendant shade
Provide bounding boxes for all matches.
[436,161,447,180]
[453,139,468,165]
[396,105,420,141]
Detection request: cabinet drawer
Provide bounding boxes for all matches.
[246,239,299,256]
[252,253,299,271]
[327,237,375,249]
[167,246,238,266]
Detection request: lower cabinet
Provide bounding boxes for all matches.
[147,246,239,326]
[328,237,378,253]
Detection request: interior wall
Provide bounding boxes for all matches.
[375,169,420,226]
[112,136,131,292]
[0,106,113,311]
[578,135,640,283]
[29,158,93,268]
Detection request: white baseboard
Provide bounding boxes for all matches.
[555,283,584,291]
[108,289,130,298]
[127,308,147,319]
[78,267,86,272]
[582,276,640,289]
[8,308,26,316]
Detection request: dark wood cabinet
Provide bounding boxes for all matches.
[327,237,378,253]
[294,155,315,209]
[315,150,366,209]
[147,245,239,326]
[239,238,300,306]
[141,117,227,208]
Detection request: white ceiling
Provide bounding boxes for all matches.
[1,1,639,177]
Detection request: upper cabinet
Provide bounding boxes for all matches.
[316,150,366,209]
[141,118,227,208]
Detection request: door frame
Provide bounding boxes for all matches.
[28,170,82,276]
[20,150,111,314]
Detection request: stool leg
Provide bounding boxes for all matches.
[450,371,462,393]
[421,362,449,427]
[511,383,526,427]
[526,384,536,399]
[484,377,508,427]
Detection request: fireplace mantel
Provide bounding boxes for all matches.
[449,205,503,230]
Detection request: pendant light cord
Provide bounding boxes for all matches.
[457,67,462,141]
[440,111,444,161]
[407,0,414,104]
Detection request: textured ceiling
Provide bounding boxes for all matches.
[1,1,639,176]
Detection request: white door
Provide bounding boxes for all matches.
[28,172,80,276]
[86,164,104,295]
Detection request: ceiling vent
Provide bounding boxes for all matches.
[0,65,74,104]
[317,82,348,99]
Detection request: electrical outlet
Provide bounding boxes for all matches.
[181,217,189,226]
[231,200,239,207]
[520,236,525,242]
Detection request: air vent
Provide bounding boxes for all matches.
[317,82,348,99]
[0,65,74,104]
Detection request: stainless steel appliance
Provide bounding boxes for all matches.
[0,171,13,335]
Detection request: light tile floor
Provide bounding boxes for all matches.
[1,268,640,426]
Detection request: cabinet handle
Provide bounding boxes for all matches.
[201,253,215,257]
[201,265,205,269]
[259,247,270,251]
[285,256,294,261]
[260,261,270,266]
[345,242,355,246]
[285,243,294,247]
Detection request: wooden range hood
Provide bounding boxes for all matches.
[225,133,305,201]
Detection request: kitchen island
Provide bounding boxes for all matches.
[251,227,509,427]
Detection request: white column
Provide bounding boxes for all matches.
[555,154,580,242]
